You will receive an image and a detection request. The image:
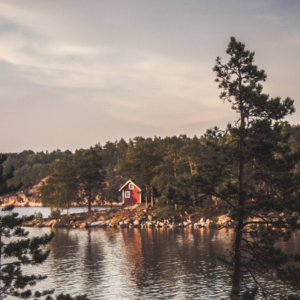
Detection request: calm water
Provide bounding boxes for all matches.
[19,227,300,300]
[10,206,107,217]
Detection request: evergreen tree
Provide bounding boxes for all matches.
[0,154,55,298]
[120,138,162,207]
[40,158,78,215]
[0,155,90,299]
[75,148,105,212]
[174,37,300,298]
[104,181,119,210]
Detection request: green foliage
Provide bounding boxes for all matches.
[75,147,106,211]
[0,154,22,195]
[156,206,177,219]
[211,37,300,297]
[104,181,119,209]
[0,155,55,298]
[50,208,61,219]
[241,286,258,300]
[3,150,72,188]
[60,215,70,222]
[168,37,300,298]
[34,210,43,220]
[0,154,90,300]
[40,158,78,213]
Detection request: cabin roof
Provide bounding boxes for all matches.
[118,179,141,192]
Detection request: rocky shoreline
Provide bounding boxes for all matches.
[23,209,233,229]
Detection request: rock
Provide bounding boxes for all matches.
[34,223,42,228]
[133,220,140,226]
[292,212,299,217]
[178,223,183,227]
[200,217,206,223]
[206,219,212,226]
[80,222,87,228]
[52,222,64,228]
[89,221,106,227]
[218,215,230,224]
[148,215,153,221]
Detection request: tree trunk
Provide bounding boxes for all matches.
[150,184,154,208]
[174,158,177,178]
[0,226,2,299]
[166,183,169,205]
[145,185,148,209]
[231,65,245,298]
[88,192,91,212]
[231,220,243,298]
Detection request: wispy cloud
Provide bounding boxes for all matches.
[0,0,299,152]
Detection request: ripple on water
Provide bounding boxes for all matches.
[15,227,300,299]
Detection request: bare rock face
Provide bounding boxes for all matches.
[0,178,49,207]
[148,215,153,221]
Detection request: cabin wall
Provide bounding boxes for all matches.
[123,184,141,204]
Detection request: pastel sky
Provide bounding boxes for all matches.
[1,0,299,153]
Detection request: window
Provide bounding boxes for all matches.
[125,191,130,198]
[129,183,134,190]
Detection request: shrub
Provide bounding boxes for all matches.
[50,208,61,219]
[61,215,70,222]
[34,210,43,219]
[156,206,177,219]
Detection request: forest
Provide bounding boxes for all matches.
[1,122,300,211]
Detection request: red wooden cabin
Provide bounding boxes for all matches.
[119,180,142,204]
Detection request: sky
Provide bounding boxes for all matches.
[0,0,299,153]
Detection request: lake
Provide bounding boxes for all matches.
[10,206,107,217]
[20,226,299,300]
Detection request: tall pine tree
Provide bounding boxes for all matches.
[178,37,300,298]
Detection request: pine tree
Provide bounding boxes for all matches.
[0,154,55,298]
[176,37,300,298]
[40,158,78,215]
[0,155,90,299]
[75,148,105,212]
[119,138,162,208]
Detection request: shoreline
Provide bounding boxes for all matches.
[22,209,232,229]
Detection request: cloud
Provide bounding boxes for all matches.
[0,0,299,152]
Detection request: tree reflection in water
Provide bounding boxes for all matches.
[22,227,298,299]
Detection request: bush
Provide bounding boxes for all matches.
[50,208,61,219]
[61,215,70,222]
[156,206,177,219]
[34,210,43,219]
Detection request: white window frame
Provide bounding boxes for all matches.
[129,183,134,190]
[125,191,130,198]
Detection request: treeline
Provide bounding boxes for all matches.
[2,122,300,209]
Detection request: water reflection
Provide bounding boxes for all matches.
[22,227,298,299]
